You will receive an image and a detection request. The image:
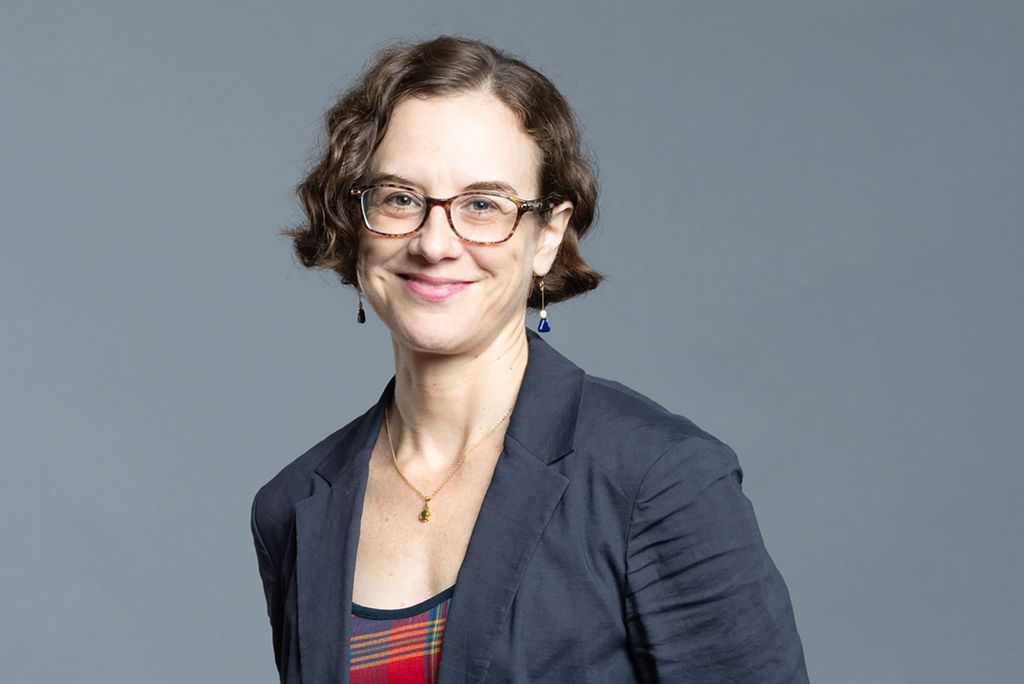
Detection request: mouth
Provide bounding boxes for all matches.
[399,273,474,301]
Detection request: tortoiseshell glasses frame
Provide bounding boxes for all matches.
[349,182,553,245]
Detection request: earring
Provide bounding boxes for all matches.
[537,277,550,333]
[356,287,366,324]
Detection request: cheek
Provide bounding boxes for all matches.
[358,239,398,274]
[478,250,534,304]
[355,247,375,289]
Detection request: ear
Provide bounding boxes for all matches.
[531,200,573,276]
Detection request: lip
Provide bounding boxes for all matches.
[399,273,474,301]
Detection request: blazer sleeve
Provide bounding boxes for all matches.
[250,490,286,683]
[623,439,810,682]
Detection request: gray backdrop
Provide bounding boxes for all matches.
[2,1,1021,682]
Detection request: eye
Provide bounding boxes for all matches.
[460,196,501,214]
[383,192,421,208]
[369,188,424,217]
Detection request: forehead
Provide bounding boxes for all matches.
[369,91,542,196]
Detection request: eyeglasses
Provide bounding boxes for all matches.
[349,183,552,245]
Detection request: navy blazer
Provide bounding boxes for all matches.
[251,328,809,683]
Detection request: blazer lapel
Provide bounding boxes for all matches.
[293,329,585,684]
[436,329,585,683]
[434,437,570,683]
[294,379,391,683]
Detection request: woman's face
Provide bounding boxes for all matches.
[356,91,572,356]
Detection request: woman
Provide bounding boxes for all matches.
[251,36,809,683]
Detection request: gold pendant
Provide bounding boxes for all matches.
[419,499,432,522]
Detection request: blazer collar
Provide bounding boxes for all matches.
[296,328,585,683]
[505,328,586,465]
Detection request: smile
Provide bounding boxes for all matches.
[399,274,473,301]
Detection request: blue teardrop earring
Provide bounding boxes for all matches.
[536,277,550,333]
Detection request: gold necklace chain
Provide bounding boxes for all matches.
[384,402,515,523]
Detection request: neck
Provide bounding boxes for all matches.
[386,319,529,472]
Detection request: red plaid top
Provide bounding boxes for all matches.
[349,585,455,683]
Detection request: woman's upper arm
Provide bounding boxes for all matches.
[623,439,809,683]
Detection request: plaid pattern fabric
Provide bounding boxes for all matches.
[350,586,453,683]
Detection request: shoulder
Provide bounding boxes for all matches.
[575,372,743,498]
[250,409,366,534]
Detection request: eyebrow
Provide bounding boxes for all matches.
[365,173,521,197]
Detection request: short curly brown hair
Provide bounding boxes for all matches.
[281,35,603,308]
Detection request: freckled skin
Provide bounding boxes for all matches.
[356,92,573,359]
[350,91,575,610]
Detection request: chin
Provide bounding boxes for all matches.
[393,314,478,355]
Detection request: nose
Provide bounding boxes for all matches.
[407,204,463,263]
